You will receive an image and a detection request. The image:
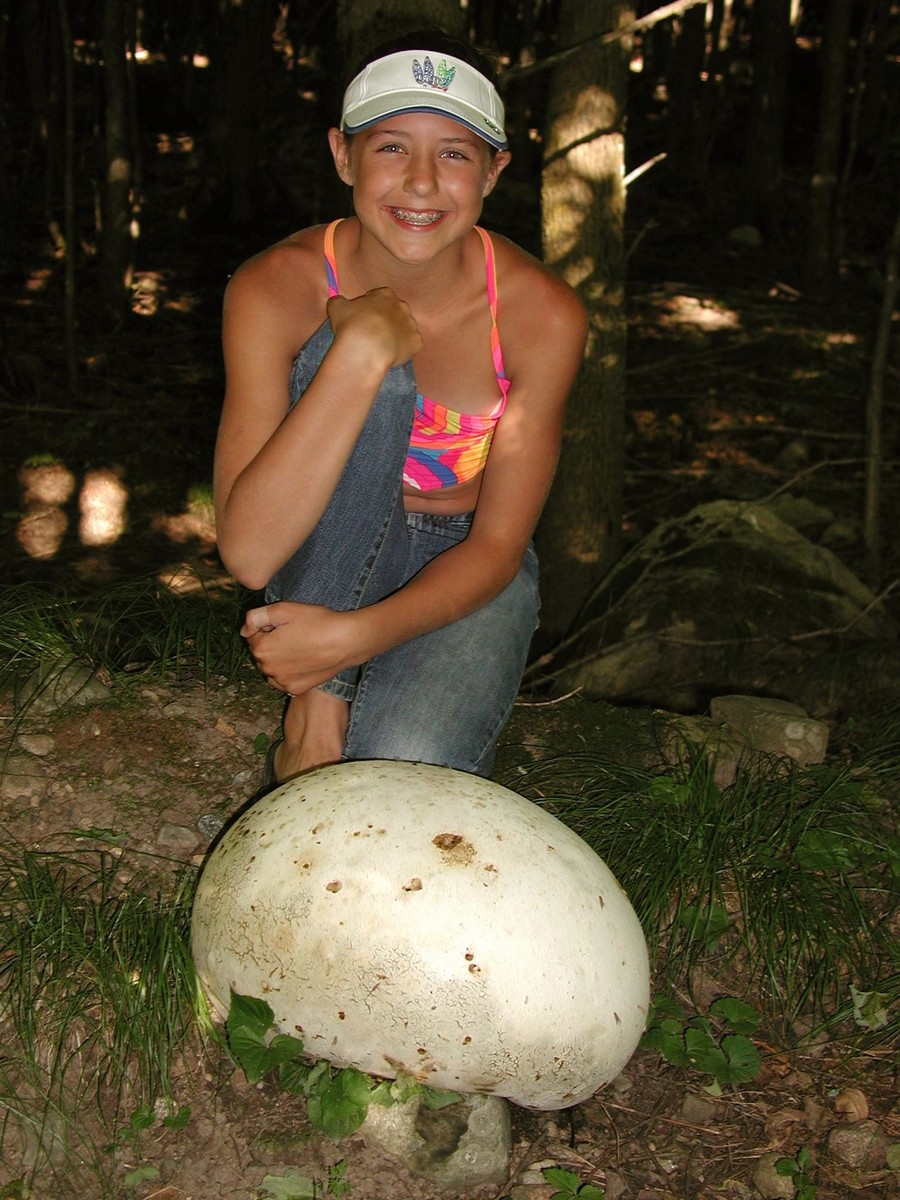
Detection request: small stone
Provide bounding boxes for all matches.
[197,813,226,840]
[681,1092,725,1125]
[827,1119,888,1170]
[0,753,49,800]
[163,702,187,717]
[156,823,200,857]
[17,732,55,757]
[752,1150,796,1198]
[17,661,111,716]
[710,695,828,766]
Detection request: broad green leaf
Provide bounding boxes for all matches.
[123,1165,159,1187]
[578,1187,606,1200]
[719,1034,761,1083]
[162,1104,191,1130]
[227,990,275,1038]
[421,1085,463,1110]
[259,1167,318,1199]
[850,984,891,1031]
[280,1057,322,1096]
[307,1068,372,1140]
[795,829,862,871]
[710,997,761,1036]
[542,1166,582,1193]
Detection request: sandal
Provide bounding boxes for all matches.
[261,736,283,791]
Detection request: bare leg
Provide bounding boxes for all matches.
[274,688,349,781]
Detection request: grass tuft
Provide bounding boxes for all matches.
[0,576,252,686]
[0,840,205,1189]
[508,746,899,1033]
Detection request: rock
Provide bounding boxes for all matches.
[765,494,833,534]
[17,661,112,716]
[156,823,201,857]
[752,1150,796,1198]
[16,732,55,757]
[192,761,650,1110]
[553,500,896,717]
[0,753,48,800]
[361,1093,511,1193]
[827,1119,888,1170]
[680,1092,725,1125]
[709,695,828,766]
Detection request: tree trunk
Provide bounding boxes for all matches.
[804,0,853,293]
[535,0,632,639]
[336,0,465,73]
[100,0,134,319]
[208,0,275,226]
[665,2,706,179]
[742,0,791,236]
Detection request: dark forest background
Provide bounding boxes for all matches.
[1,0,898,644]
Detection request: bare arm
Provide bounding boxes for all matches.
[213,240,422,589]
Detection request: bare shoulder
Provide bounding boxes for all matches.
[488,232,587,346]
[224,225,329,332]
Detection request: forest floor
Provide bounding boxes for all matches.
[1,148,898,1199]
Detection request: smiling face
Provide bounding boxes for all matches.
[328,112,510,260]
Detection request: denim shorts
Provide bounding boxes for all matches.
[265,321,540,777]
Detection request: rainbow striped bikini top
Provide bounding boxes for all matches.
[323,220,510,491]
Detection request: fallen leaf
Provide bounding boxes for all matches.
[215,717,236,736]
[834,1086,869,1122]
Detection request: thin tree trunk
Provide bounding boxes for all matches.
[863,206,900,587]
[57,0,77,388]
[804,0,853,293]
[536,0,632,639]
[743,0,791,236]
[100,0,134,318]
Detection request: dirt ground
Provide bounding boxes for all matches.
[1,676,897,1200]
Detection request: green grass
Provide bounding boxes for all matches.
[0,840,207,1192]
[0,575,252,688]
[507,745,899,1033]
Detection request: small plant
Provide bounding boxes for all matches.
[226,991,459,1141]
[541,1166,605,1199]
[641,995,761,1094]
[775,1147,816,1199]
[257,1160,352,1199]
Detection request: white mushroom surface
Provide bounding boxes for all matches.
[191,760,650,1109]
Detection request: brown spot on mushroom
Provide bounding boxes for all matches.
[598,894,605,907]
[468,963,480,975]
[325,880,341,893]
[402,877,423,892]
[614,1011,621,1024]
[463,1036,472,1045]
[432,832,475,865]
[338,1011,345,1020]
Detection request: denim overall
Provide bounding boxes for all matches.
[266,322,539,776]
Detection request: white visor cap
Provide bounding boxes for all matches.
[341,51,507,150]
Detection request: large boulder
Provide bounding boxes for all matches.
[551,500,897,716]
[191,760,649,1110]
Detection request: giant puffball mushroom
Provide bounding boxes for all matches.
[191,760,650,1110]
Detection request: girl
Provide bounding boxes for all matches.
[213,31,587,784]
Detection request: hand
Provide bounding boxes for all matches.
[326,287,423,369]
[241,602,363,695]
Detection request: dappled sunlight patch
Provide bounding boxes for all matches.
[658,292,741,332]
[79,468,128,546]
[16,505,69,560]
